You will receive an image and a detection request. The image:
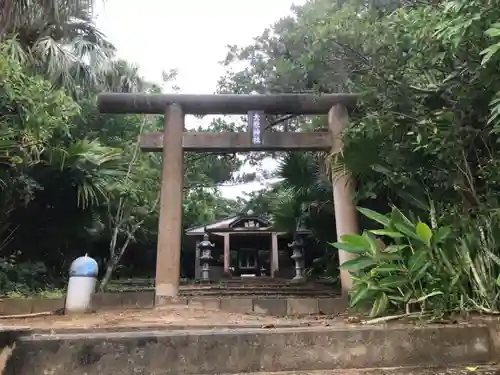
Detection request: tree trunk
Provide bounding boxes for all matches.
[99,260,116,291]
[99,232,135,291]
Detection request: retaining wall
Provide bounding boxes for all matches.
[0,292,347,316]
[1,325,495,375]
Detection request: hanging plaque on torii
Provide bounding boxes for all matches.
[247,110,265,145]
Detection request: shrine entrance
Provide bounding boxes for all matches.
[237,249,260,276]
[97,93,359,302]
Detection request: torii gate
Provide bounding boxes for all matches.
[97,93,359,303]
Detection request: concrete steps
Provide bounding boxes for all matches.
[220,367,500,375]
[179,289,339,297]
[107,279,341,298]
[178,279,340,298]
[2,324,499,375]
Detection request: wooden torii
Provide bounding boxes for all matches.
[97,93,359,303]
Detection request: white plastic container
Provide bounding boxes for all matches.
[65,254,99,313]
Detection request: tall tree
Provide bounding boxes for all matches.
[219,0,500,222]
[0,0,148,96]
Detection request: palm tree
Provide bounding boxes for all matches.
[0,0,97,35]
[102,59,152,94]
[0,0,147,96]
[270,152,335,238]
[48,139,126,209]
[266,152,342,280]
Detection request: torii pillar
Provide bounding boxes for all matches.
[328,104,359,294]
[155,104,184,303]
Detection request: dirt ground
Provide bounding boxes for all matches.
[0,305,351,331]
[2,304,488,332]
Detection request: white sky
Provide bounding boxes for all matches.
[94,0,304,200]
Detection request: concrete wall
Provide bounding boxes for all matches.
[1,325,495,375]
[0,293,347,316]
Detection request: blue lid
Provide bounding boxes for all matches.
[69,255,99,277]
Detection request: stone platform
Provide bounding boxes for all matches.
[0,293,346,317]
[109,277,341,297]
[1,322,499,375]
[0,278,344,317]
[2,280,499,374]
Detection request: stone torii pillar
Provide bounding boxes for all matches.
[156,104,184,301]
[329,105,359,294]
[96,93,360,302]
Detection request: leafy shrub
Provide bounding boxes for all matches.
[332,206,500,318]
[0,258,51,296]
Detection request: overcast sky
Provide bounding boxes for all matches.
[94,0,304,199]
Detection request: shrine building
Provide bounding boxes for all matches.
[184,212,319,281]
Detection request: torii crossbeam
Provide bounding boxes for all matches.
[97,93,359,303]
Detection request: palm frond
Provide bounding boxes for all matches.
[1,0,98,39]
[277,152,331,198]
[47,139,125,209]
[0,0,136,95]
[269,186,302,232]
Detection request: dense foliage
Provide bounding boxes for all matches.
[333,207,500,318]
[4,0,500,320]
[0,0,244,295]
[219,0,500,316]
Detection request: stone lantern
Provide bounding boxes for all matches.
[198,232,215,282]
[288,231,307,283]
[288,205,310,284]
[260,266,267,276]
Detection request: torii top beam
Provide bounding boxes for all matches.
[97,93,358,115]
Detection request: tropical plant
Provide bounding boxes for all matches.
[0,0,148,96]
[270,153,333,232]
[0,0,99,37]
[47,139,126,209]
[333,206,500,318]
[0,0,248,294]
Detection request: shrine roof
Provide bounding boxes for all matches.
[185,214,271,236]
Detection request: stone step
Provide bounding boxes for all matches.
[217,281,333,286]
[109,283,339,294]
[179,291,338,297]
[216,366,500,375]
[179,286,339,292]
[109,278,337,287]
[116,285,337,290]
[180,283,337,291]
[178,283,340,297]
[216,281,337,288]
[4,325,494,375]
